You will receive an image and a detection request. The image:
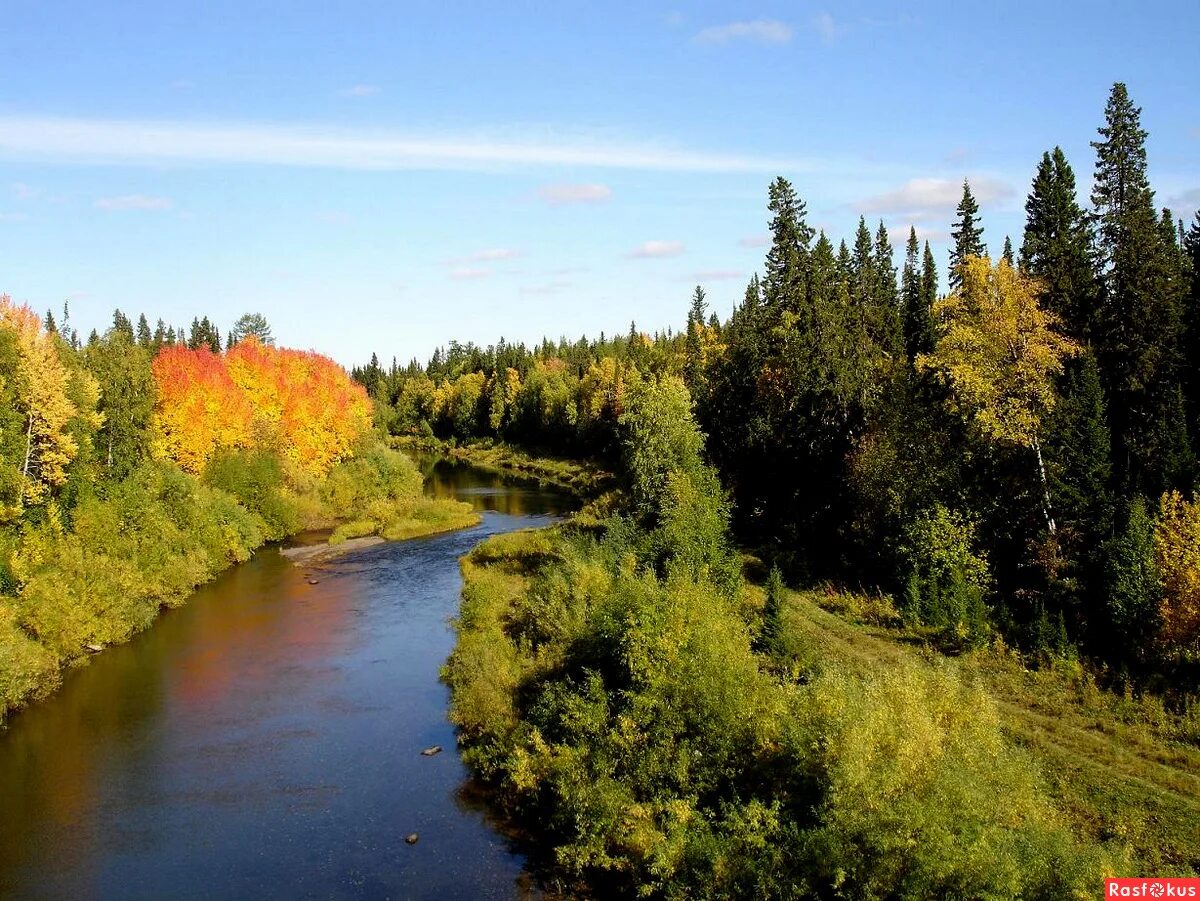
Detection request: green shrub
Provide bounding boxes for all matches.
[901,505,992,650]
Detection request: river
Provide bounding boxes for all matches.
[0,460,574,900]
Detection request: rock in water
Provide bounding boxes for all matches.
[308,579,319,585]
[420,745,443,757]
[405,833,419,845]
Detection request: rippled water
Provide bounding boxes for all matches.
[0,461,572,899]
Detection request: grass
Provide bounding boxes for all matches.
[774,583,1200,874]
[329,496,480,544]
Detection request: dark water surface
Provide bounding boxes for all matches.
[0,461,573,899]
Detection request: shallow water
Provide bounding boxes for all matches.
[0,461,572,899]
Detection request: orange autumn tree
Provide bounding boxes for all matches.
[151,338,371,476]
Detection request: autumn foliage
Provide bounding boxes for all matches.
[152,338,371,475]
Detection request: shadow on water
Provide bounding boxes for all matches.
[0,461,571,900]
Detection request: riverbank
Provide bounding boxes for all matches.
[0,461,574,897]
[0,442,475,726]
[393,436,612,497]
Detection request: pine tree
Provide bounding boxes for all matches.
[1046,353,1113,540]
[1091,82,1185,492]
[44,309,57,335]
[949,179,986,288]
[1020,147,1097,341]
[1002,236,1014,266]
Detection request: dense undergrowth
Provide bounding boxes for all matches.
[443,376,1146,898]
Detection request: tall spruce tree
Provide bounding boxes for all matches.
[1020,147,1096,341]
[900,228,927,361]
[135,313,152,348]
[1002,236,1014,266]
[916,242,939,352]
[1183,214,1200,439]
[873,221,902,357]
[1090,82,1185,491]
[949,180,986,288]
[684,285,708,392]
[764,177,814,312]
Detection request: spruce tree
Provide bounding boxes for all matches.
[136,313,152,348]
[1002,236,1014,266]
[1183,214,1200,437]
[112,309,134,341]
[900,228,924,361]
[949,180,986,288]
[873,220,901,357]
[1091,82,1185,491]
[1020,147,1096,341]
[685,285,707,392]
[913,241,939,356]
[44,309,57,334]
[764,177,814,312]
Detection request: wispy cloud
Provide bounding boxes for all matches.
[0,115,806,174]
[95,193,173,211]
[169,79,194,91]
[12,181,39,199]
[314,210,353,225]
[856,176,1015,219]
[694,19,793,45]
[811,12,837,44]
[630,240,684,259]
[0,211,28,222]
[340,84,380,97]
[738,234,769,248]
[449,266,490,281]
[537,183,612,205]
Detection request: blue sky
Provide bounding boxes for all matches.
[1,1,1197,366]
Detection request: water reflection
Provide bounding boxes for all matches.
[421,457,576,517]
[0,462,567,899]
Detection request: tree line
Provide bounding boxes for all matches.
[361,82,1200,682]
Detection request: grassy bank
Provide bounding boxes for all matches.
[446,525,1122,898]
[0,441,474,725]
[392,436,612,496]
[778,586,1200,872]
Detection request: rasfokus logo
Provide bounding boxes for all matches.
[1106,878,1200,897]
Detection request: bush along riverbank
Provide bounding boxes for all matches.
[444,376,1129,899]
[0,300,474,724]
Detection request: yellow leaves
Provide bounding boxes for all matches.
[918,257,1078,448]
[1154,490,1200,654]
[0,296,88,507]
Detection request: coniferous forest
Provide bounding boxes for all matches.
[3,77,1199,898]
[352,83,1200,893]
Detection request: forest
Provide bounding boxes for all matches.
[366,83,1200,893]
[363,83,1200,685]
[0,307,473,721]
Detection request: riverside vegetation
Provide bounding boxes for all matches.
[352,83,1200,895]
[0,308,474,723]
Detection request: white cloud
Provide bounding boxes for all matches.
[95,193,173,211]
[0,115,805,174]
[738,234,769,248]
[811,12,837,44]
[340,84,380,97]
[449,267,489,280]
[630,240,684,259]
[856,176,1015,218]
[314,210,353,225]
[694,19,793,45]
[12,181,39,199]
[0,211,28,222]
[1166,186,1200,214]
[537,183,612,205]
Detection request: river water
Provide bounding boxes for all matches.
[0,460,573,900]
